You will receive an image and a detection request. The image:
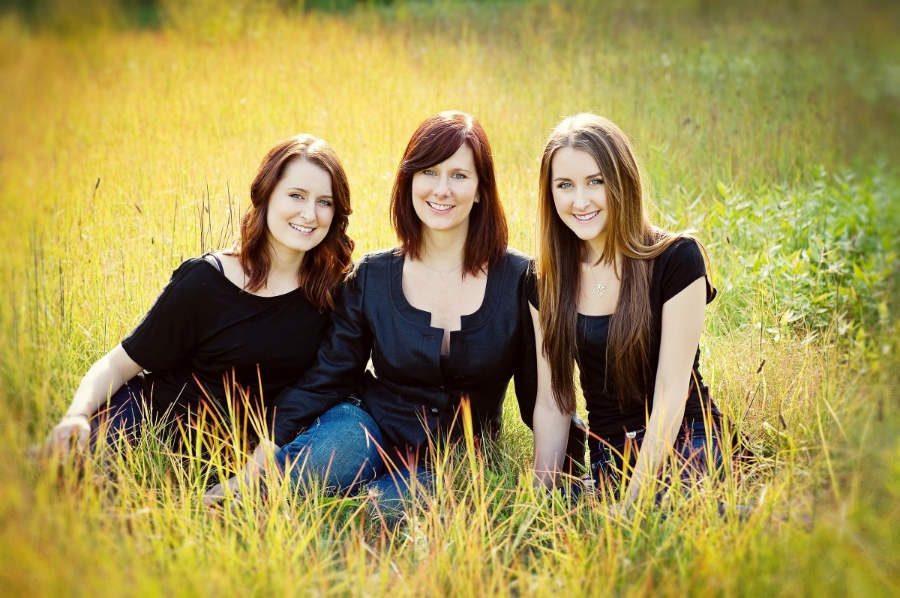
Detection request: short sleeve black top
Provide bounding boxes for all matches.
[525,238,720,440]
[120,257,331,422]
[271,248,536,452]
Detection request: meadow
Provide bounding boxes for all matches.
[1,0,899,595]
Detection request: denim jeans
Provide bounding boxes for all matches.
[590,418,725,499]
[274,400,438,523]
[89,380,147,449]
[273,400,385,495]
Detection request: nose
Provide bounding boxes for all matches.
[299,199,316,222]
[433,174,451,198]
[573,185,590,210]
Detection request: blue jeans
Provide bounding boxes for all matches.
[89,380,147,449]
[590,418,725,498]
[274,401,385,495]
[274,400,436,522]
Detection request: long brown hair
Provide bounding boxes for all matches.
[390,110,508,276]
[239,134,354,312]
[537,114,694,413]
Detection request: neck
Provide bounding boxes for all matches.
[419,223,468,268]
[266,244,305,284]
[585,231,609,265]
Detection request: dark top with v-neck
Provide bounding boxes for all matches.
[120,257,330,422]
[525,238,720,442]
[271,248,535,451]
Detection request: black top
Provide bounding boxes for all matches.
[525,238,720,443]
[121,257,331,422]
[271,248,537,452]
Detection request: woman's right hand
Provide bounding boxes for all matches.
[45,414,91,460]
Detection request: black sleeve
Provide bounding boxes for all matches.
[523,262,540,310]
[660,238,717,305]
[120,260,205,372]
[270,258,373,446]
[514,260,538,428]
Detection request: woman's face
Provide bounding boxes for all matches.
[550,146,609,244]
[411,143,479,235]
[265,158,335,258]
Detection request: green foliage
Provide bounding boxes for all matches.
[706,169,898,342]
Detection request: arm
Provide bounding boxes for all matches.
[529,304,575,488]
[270,261,373,446]
[620,277,707,507]
[45,344,144,458]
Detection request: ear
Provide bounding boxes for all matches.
[474,194,480,203]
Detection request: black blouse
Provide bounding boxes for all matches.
[526,238,720,441]
[271,248,537,451]
[120,258,331,422]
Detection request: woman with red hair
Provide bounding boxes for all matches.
[45,134,354,459]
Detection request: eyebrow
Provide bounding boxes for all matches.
[287,187,333,199]
[553,172,604,182]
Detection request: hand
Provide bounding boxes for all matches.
[45,414,91,461]
[603,501,630,520]
[203,475,241,506]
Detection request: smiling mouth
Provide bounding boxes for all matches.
[289,223,315,233]
[427,202,454,212]
[573,211,599,222]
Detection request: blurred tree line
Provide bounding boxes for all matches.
[0,0,400,31]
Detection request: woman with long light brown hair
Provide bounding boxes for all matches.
[528,113,724,509]
[45,134,354,459]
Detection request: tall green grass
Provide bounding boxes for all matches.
[1,0,899,595]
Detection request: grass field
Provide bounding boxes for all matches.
[1,0,899,595]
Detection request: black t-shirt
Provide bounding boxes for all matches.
[526,238,720,440]
[121,258,331,422]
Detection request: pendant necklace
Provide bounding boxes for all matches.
[422,260,462,279]
[588,263,615,297]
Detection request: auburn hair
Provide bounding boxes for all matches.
[537,114,698,413]
[390,110,508,276]
[238,134,354,312]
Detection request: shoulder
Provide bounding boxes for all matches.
[345,247,398,289]
[498,247,532,276]
[653,236,715,303]
[654,236,707,274]
[168,256,221,286]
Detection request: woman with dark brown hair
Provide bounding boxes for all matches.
[206,111,582,516]
[45,134,354,459]
[528,113,724,510]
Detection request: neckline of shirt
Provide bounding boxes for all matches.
[388,250,505,332]
[198,258,307,300]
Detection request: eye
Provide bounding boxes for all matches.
[556,182,573,189]
[317,198,333,207]
[588,178,604,186]
[289,192,304,200]
[422,169,437,176]
[451,172,468,180]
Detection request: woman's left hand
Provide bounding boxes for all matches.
[603,501,630,520]
[203,475,242,505]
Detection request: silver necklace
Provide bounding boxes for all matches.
[421,259,462,278]
[588,263,615,297]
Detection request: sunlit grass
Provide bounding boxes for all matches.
[1,0,899,595]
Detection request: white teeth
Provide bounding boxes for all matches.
[427,202,453,212]
[290,223,314,233]
[574,212,599,222]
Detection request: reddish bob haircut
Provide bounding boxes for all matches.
[239,134,354,312]
[390,111,508,276]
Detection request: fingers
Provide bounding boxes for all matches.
[202,485,226,506]
[45,419,91,462]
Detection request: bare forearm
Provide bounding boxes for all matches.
[68,357,129,417]
[622,393,685,505]
[532,401,573,488]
